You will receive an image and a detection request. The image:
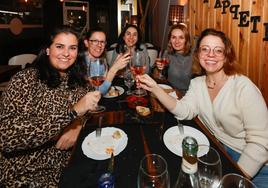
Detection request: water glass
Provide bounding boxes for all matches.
[137,154,170,188]
[124,70,134,95]
[198,145,222,188]
[218,173,257,188]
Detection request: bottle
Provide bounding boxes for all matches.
[98,172,114,188]
[173,136,200,188]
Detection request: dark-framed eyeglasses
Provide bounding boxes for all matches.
[199,45,225,57]
[89,39,107,46]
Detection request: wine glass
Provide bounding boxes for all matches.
[158,51,169,80]
[198,145,222,188]
[130,50,147,97]
[218,173,257,188]
[137,154,170,188]
[86,58,107,113]
[124,69,134,95]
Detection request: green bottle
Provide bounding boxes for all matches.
[174,136,200,188]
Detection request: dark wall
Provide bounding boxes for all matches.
[0,0,118,65]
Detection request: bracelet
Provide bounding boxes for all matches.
[69,108,78,120]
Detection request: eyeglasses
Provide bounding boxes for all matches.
[199,45,225,57]
[89,39,107,46]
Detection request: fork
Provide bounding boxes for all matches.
[177,119,184,135]
[96,116,103,137]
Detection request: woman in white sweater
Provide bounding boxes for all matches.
[137,28,268,188]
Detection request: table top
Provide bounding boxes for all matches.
[59,78,243,188]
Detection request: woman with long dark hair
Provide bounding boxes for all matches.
[0,25,101,187]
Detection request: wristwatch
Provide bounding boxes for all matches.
[69,108,78,120]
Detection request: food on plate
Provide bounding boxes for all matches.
[105,147,114,155]
[136,106,151,116]
[108,87,119,97]
[112,130,121,139]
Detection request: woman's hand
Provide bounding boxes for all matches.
[73,91,101,116]
[56,119,82,150]
[111,53,130,72]
[136,74,159,93]
[106,53,131,82]
[155,58,164,70]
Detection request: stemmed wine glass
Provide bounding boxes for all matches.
[137,154,170,188]
[158,50,169,80]
[130,50,147,97]
[198,145,222,188]
[124,69,134,95]
[86,58,108,113]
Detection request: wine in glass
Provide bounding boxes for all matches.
[130,50,147,97]
[87,58,107,113]
[158,50,169,80]
[198,145,222,188]
[124,69,134,95]
[137,154,170,188]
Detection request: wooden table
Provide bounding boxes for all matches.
[0,65,21,82]
[59,78,244,188]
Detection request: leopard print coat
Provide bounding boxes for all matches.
[0,68,91,187]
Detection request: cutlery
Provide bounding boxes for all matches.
[177,120,184,135]
[107,152,114,173]
[96,116,103,137]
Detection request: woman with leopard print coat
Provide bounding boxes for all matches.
[0,26,101,187]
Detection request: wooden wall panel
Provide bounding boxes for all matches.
[188,0,268,104]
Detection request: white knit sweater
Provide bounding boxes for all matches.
[171,75,268,177]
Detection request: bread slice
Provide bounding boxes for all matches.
[108,87,119,97]
[136,106,151,116]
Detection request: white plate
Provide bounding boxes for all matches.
[163,126,209,157]
[158,84,178,99]
[103,86,124,98]
[82,127,128,160]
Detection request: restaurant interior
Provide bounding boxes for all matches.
[1,0,268,187]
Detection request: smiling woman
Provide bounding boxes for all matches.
[0,25,101,187]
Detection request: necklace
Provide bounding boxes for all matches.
[206,75,228,89]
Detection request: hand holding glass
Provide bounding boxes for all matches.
[158,51,169,80]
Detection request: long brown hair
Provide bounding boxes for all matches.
[167,24,191,55]
[192,28,242,76]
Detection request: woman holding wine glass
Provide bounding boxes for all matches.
[155,24,194,95]
[83,28,130,95]
[108,24,151,74]
[138,28,268,188]
[0,25,101,187]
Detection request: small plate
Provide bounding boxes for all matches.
[163,126,209,157]
[82,127,128,160]
[103,86,124,98]
[158,84,178,99]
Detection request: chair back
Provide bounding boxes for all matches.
[8,54,37,69]
[106,50,114,66]
[147,49,158,67]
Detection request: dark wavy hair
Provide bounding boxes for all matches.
[192,28,242,76]
[83,27,107,58]
[115,24,143,53]
[167,24,192,56]
[32,25,87,89]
